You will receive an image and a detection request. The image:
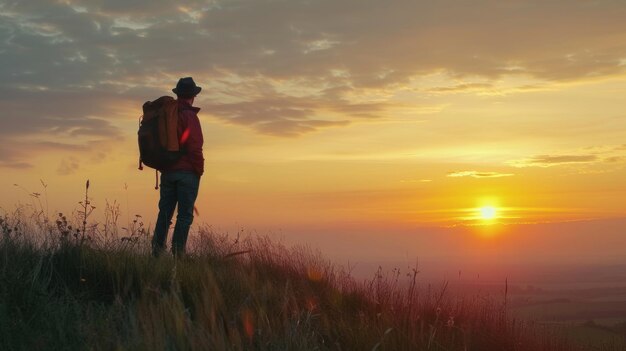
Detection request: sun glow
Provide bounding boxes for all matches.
[479,206,497,220]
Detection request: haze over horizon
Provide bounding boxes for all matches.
[1,0,625,273]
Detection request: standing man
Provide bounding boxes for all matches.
[152,77,204,257]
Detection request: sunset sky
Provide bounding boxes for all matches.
[1,0,625,271]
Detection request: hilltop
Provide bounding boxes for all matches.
[0,205,612,350]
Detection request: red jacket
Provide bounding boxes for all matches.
[161,100,204,176]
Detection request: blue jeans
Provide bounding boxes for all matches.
[152,171,200,256]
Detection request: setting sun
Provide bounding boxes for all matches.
[479,206,497,220]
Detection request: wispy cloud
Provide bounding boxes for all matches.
[605,156,625,163]
[508,145,626,168]
[0,161,32,169]
[0,144,32,169]
[205,93,401,136]
[57,157,80,175]
[427,83,493,94]
[0,138,118,171]
[447,171,514,178]
[509,155,598,168]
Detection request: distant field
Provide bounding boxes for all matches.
[561,324,626,351]
[509,289,626,349]
[512,300,626,322]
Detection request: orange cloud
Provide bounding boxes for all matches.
[507,145,626,168]
[447,171,514,178]
[509,155,598,168]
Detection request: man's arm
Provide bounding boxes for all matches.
[181,111,204,176]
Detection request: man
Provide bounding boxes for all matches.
[152,77,204,257]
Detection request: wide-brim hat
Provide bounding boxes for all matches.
[172,77,202,96]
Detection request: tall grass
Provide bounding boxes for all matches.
[0,185,613,350]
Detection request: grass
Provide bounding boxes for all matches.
[0,184,619,350]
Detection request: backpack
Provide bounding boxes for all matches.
[137,96,183,172]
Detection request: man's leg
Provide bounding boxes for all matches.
[171,172,200,256]
[152,172,177,257]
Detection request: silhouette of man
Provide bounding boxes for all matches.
[152,77,204,257]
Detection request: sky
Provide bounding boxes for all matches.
[1,0,625,274]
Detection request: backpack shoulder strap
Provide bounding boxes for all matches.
[163,99,179,152]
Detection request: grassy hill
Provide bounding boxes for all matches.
[0,203,616,350]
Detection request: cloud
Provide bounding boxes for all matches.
[253,119,350,137]
[57,157,80,175]
[205,93,397,136]
[507,144,626,168]
[605,156,625,163]
[0,144,33,169]
[0,88,129,137]
[2,0,626,162]
[447,171,514,178]
[428,83,493,94]
[0,160,32,169]
[0,138,118,170]
[509,155,599,168]
[425,82,552,96]
[3,0,626,94]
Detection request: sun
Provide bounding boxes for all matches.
[479,206,497,220]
